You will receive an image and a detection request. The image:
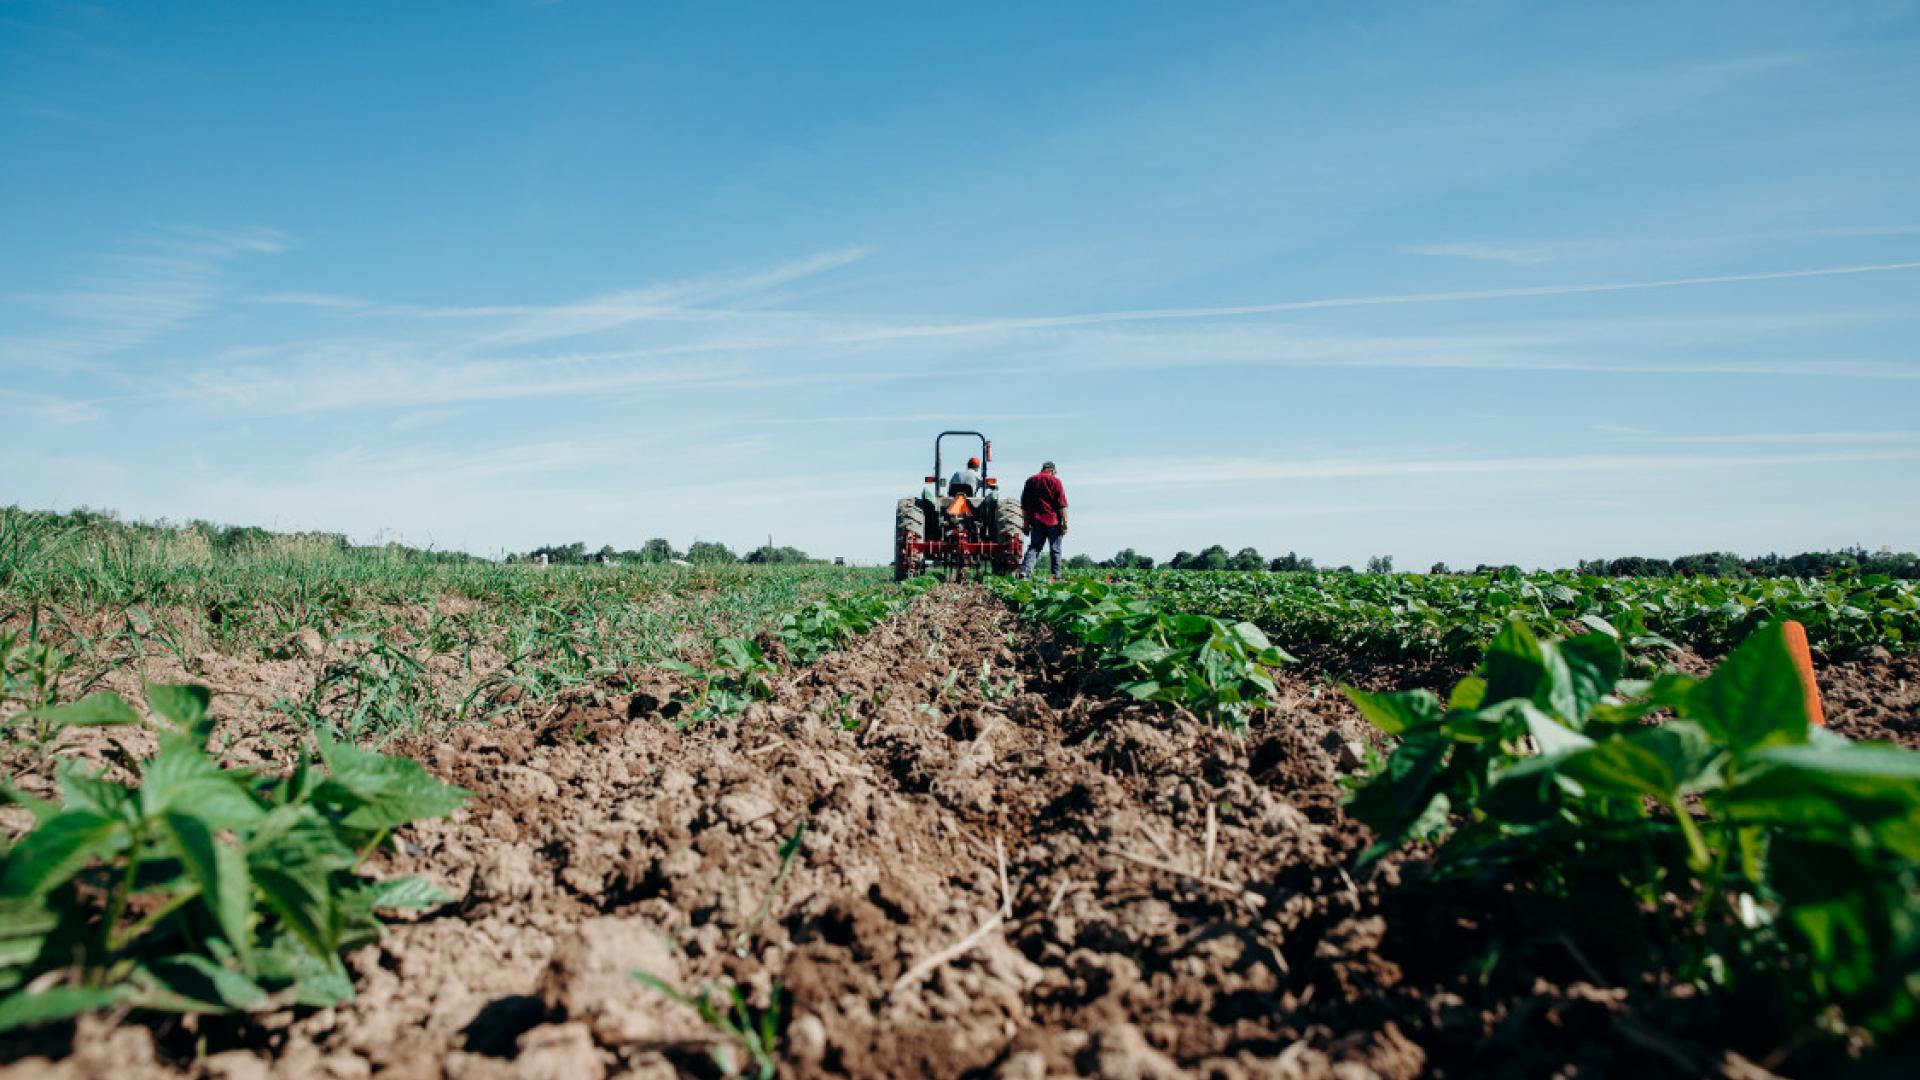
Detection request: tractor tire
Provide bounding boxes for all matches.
[894,498,926,581]
[990,498,1025,575]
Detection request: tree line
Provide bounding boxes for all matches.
[509,539,819,566]
[1067,544,1920,579]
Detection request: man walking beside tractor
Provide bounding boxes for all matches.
[1017,460,1068,580]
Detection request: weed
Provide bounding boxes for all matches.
[630,974,781,1080]
[0,683,467,1030]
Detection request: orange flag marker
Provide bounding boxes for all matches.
[1781,620,1826,727]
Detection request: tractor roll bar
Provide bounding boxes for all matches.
[930,430,991,495]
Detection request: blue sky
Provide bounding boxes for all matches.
[3,1,1917,567]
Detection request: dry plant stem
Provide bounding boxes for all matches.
[953,714,1002,772]
[1139,822,1179,864]
[889,910,1008,998]
[1106,846,1266,911]
[892,842,1016,998]
[995,835,1013,918]
[1202,802,1218,879]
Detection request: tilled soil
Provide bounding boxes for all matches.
[7,587,1916,1078]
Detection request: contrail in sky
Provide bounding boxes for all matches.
[833,261,1920,341]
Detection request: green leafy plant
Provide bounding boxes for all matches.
[778,573,937,665]
[661,637,779,726]
[1344,619,1920,1037]
[0,683,467,1031]
[995,577,1293,730]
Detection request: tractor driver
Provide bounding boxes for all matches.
[948,456,983,497]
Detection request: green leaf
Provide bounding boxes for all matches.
[314,741,467,833]
[139,954,268,1012]
[55,764,132,821]
[253,865,336,960]
[1345,732,1452,858]
[1682,621,1810,751]
[1342,687,1444,736]
[247,805,355,873]
[255,933,354,1007]
[1511,700,1595,758]
[1482,620,1548,704]
[0,985,122,1033]
[1557,633,1624,723]
[1559,738,1682,803]
[160,812,254,967]
[1719,742,1920,857]
[0,811,120,900]
[19,692,139,729]
[145,683,212,742]
[140,738,263,829]
[1447,676,1487,711]
[1577,613,1619,638]
[344,875,447,915]
[1118,638,1174,665]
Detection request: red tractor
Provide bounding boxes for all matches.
[894,431,1024,580]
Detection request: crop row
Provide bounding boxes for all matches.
[993,577,1293,731]
[1085,568,1919,663]
[1348,620,1920,1045]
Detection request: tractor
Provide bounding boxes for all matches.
[894,431,1024,580]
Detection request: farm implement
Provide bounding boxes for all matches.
[894,430,1024,580]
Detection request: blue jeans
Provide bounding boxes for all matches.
[1020,522,1063,579]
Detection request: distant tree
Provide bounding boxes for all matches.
[1429,562,1450,575]
[1268,551,1314,572]
[1066,554,1097,571]
[1366,554,1394,575]
[1168,550,1195,570]
[745,544,813,565]
[527,541,588,565]
[685,540,737,564]
[1606,556,1672,578]
[1229,546,1265,572]
[1100,548,1154,570]
[1860,548,1920,579]
[638,538,678,563]
[1672,551,1747,579]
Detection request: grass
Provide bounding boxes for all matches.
[0,507,887,743]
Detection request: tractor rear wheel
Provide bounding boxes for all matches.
[990,498,1025,575]
[894,498,926,581]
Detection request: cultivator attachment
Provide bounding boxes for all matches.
[894,431,1024,580]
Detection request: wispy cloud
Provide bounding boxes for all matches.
[151,255,1920,419]
[1072,448,1920,489]
[817,261,1920,343]
[1402,225,1920,265]
[1632,430,1920,446]
[1401,242,1554,265]
[0,388,102,425]
[0,226,292,373]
